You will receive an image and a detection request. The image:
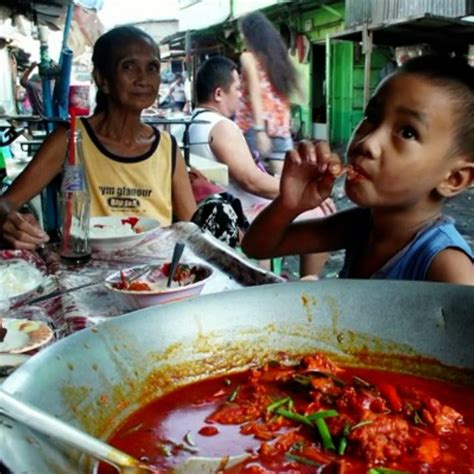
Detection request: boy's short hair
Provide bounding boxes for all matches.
[196,56,238,103]
[399,55,474,161]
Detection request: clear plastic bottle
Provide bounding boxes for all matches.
[59,130,91,265]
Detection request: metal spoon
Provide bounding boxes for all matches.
[24,265,153,306]
[0,388,158,473]
[167,242,185,288]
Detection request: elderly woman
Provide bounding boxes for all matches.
[0,26,196,250]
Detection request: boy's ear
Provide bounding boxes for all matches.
[437,160,474,197]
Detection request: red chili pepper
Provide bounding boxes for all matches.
[120,270,128,290]
[379,383,402,412]
[121,217,139,228]
[198,425,219,436]
[160,262,171,276]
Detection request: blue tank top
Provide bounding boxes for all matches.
[340,209,473,280]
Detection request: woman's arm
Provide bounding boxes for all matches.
[171,146,197,221]
[240,51,271,155]
[0,126,67,249]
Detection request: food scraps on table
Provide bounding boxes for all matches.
[112,263,206,292]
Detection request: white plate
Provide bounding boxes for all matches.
[0,318,54,354]
[0,259,44,301]
[104,263,214,309]
[89,216,160,252]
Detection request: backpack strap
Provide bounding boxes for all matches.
[171,133,177,176]
[183,109,212,150]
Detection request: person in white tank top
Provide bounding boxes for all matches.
[188,56,336,277]
[188,57,277,216]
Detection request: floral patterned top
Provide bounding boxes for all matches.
[236,54,291,139]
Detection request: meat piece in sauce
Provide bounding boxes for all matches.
[336,386,388,416]
[300,353,339,374]
[348,414,410,463]
[421,397,463,434]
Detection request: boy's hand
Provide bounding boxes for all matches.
[279,140,340,213]
[1,212,49,250]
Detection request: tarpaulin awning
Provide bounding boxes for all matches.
[0,0,103,30]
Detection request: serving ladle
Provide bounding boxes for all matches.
[0,388,157,473]
[0,388,249,473]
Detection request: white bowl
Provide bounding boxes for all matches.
[90,216,160,252]
[104,263,214,310]
[0,259,44,304]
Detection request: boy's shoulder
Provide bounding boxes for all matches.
[380,215,472,280]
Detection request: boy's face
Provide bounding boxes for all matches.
[345,73,465,209]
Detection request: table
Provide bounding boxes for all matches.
[1,222,281,355]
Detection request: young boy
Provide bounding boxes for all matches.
[242,55,474,284]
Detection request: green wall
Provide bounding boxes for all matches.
[292,3,346,138]
[331,45,391,145]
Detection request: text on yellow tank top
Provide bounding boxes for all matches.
[77,118,173,226]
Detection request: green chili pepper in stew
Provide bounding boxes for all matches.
[314,417,336,450]
[275,408,313,426]
[285,453,321,467]
[267,396,292,413]
[307,409,338,421]
[337,423,352,456]
[338,436,347,455]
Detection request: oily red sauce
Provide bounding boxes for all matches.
[99,353,474,473]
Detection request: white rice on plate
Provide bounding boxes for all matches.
[90,223,137,239]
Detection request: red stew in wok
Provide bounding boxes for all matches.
[100,353,474,473]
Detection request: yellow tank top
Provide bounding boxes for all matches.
[77,118,175,226]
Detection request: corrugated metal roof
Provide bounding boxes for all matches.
[346,0,474,28]
[331,14,474,46]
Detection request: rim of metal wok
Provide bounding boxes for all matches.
[1,280,473,474]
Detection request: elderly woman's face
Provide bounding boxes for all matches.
[108,38,161,112]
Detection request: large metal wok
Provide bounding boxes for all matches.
[1,280,473,473]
